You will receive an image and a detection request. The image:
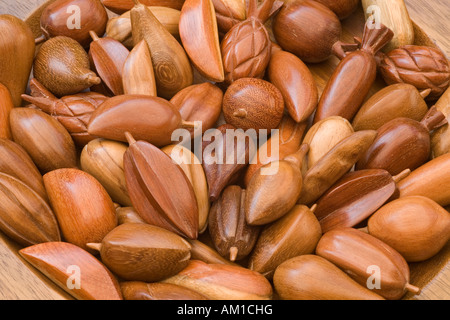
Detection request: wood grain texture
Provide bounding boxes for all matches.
[0,0,448,300]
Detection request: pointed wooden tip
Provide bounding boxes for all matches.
[132,0,141,5]
[20,94,53,111]
[405,283,421,295]
[420,88,432,99]
[393,169,411,183]
[124,131,137,145]
[86,243,102,252]
[229,247,238,262]
[35,34,46,45]
[87,74,102,86]
[310,203,317,213]
[89,30,100,41]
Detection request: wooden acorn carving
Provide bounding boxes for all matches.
[245,144,309,225]
[39,0,109,47]
[221,0,283,84]
[21,79,108,147]
[313,168,411,233]
[316,227,421,300]
[131,0,193,99]
[208,185,261,262]
[378,45,450,101]
[356,106,447,176]
[33,36,101,97]
[313,22,394,123]
[368,196,450,262]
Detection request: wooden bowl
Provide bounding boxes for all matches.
[0,0,448,300]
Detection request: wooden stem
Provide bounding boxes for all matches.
[420,105,447,131]
[420,88,432,99]
[229,247,238,262]
[181,120,198,129]
[392,169,411,184]
[35,34,46,45]
[89,30,100,42]
[124,131,137,145]
[86,243,102,252]
[405,283,421,295]
[233,109,248,118]
[20,95,55,113]
[310,203,317,213]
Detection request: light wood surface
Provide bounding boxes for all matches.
[0,0,449,300]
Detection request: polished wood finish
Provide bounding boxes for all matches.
[313,23,394,123]
[272,0,342,63]
[378,45,450,101]
[356,106,446,175]
[0,173,60,246]
[163,260,273,300]
[315,0,359,19]
[162,144,210,233]
[212,0,245,34]
[397,153,450,207]
[0,14,35,107]
[102,0,185,13]
[80,138,132,206]
[0,84,13,139]
[123,134,199,239]
[268,50,318,123]
[187,239,239,266]
[21,79,108,147]
[316,227,420,300]
[106,6,181,49]
[208,185,260,261]
[273,255,384,300]
[223,78,284,131]
[368,196,450,262]
[9,108,78,173]
[40,0,108,47]
[87,94,184,147]
[33,36,101,97]
[249,205,321,279]
[0,139,47,200]
[298,130,377,205]
[314,169,406,233]
[88,223,191,282]
[221,0,282,83]
[131,0,193,99]
[122,40,157,96]
[432,86,450,157]
[179,0,224,82]
[362,0,415,52]
[43,169,118,252]
[170,82,223,138]
[19,242,123,300]
[302,116,354,171]
[352,83,429,131]
[121,282,208,300]
[245,144,308,225]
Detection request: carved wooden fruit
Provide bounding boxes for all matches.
[352,83,430,131]
[102,0,185,13]
[0,14,35,107]
[19,242,123,300]
[33,36,101,97]
[163,260,273,300]
[315,0,359,19]
[245,144,308,226]
[221,0,283,84]
[40,0,109,47]
[179,0,224,82]
[0,173,60,247]
[248,205,321,279]
[267,50,318,123]
[431,86,450,157]
[223,78,284,131]
[273,255,384,300]
[87,223,191,282]
[212,0,246,34]
[368,196,450,262]
[356,106,446,176]
[43,168,118,252]
[316,227,421,300]
[120,282,208,300]
[123,133,199,239]
[208,185,260,261]
[0,83,13,139]
[314,169,410,233]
